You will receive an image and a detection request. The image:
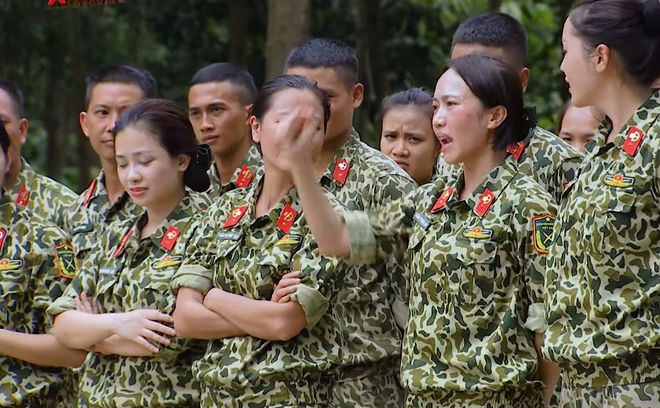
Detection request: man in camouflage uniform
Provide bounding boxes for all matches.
[441,12,583,203]
[0,124,85,407]
[544,91,660,408]
[172,177,349,408]
[48,191,210,407]
[188,63,263,196]
[285,38,415,407]
[64,65,156,263]
[0,81,76,229]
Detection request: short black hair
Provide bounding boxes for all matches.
[445,54,530,151]
[252,75,331,133]
[190,63,258,105]
[85,64,157,109]
[114,99,211,193]
[380,88,434,121]
[284,38,359,88]
[452,12,528,68]
[569,0,660,87]
[0,80,24,119]
[0,123,10,155]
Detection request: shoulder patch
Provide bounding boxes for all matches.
[54,243,77,279]
[152,255,183,269]
[275,234,303,247]
[0,259,23,271]
[532,214,555,255]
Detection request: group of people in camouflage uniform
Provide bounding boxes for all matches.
[1,0,660,407]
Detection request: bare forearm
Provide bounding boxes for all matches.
[0,329,86,367]
[205,290,305,341]
[173,301,246,340]
[94,335,154,357]
[535,332,560,406]
[291,168,350,257]
[53,311,116,349]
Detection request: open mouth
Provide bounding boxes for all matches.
[437,134,453,152]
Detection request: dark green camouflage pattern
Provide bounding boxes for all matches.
[8,158,77,229]
[559,380,660,408]
[172,178,348,408]
[344,158,556,406]
[319,130,414,408]
[63,171,141,265]
[0,193,77,407]
[47,192,211,408]
[544,91,660,391]
[207,144,264,197]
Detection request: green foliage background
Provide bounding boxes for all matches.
[0,0,573,192]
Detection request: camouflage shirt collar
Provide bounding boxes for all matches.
[320,129,361,187]
[588,90,660,156]
[229,173,303,232]
[13,158,36,190]
[122,193,199,253]
[440,158,518,218]
[211,144,263,195]
[0,191,20,227]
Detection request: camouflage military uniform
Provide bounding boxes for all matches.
[171,178,347,408]
[543,91,660,408]
[436,123,583,203]
[63,171,141,264]
[344,158,557,408]
[319,130,414,408]
[0,193,78,407]
[207,144,264,196]
[47,192,210,408]
[8,158,77,229]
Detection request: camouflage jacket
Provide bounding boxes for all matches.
[171,178,347,407]
[543,91,660,388]
[344,158,557,398]
[207,144,264,197]
[319,130,415,376]
[435,124,583,204]
[8,158,77,230]
[0,193,78,407]
[63,171,141,264]
[47,192,211,408]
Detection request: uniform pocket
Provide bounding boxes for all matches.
[449,240,500,305]
[71,225,96,262]
[593,190,637,253]
[0,269,29,330]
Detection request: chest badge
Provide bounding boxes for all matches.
[152,255,183,269]
[463,226,493,239]
[0,259,22,271]
[603,173,634,188]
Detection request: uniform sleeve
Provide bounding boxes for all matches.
[549,155,582,204]
[344,188,418,265]
[288,232,344,329]
[517,192,558,333]
[32,226,77,333]
[170,213,216,295]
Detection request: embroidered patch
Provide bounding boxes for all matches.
[217,231,242,241]
[275,234,303,247]
[474,189,496,217]
[16,185,30,207]
[622,126,644,157]
[463,226,493,239]
[603,173,634,188]
[152,255,183,269]
[532,214,555,255]
[507,141,526,161]
[161,226,180,251]
[223,205,248,229]
[0,259,22,271]
[332,158,350,185]
[413,212,430,230]
[54,243,77,279]
[235,165,254,188]
[277,204,299,234]
[431,187,454,213]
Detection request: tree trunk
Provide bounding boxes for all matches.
[228,0,248,68]
[355,0,387,147]
[489,0,504,11]
[265,0,311,80]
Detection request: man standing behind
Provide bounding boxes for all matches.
[65,65,156,263]
[284,38,414,408]
[0,80,76,229]
[188,63,262,196]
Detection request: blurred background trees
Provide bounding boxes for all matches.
[1,0,575,192]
